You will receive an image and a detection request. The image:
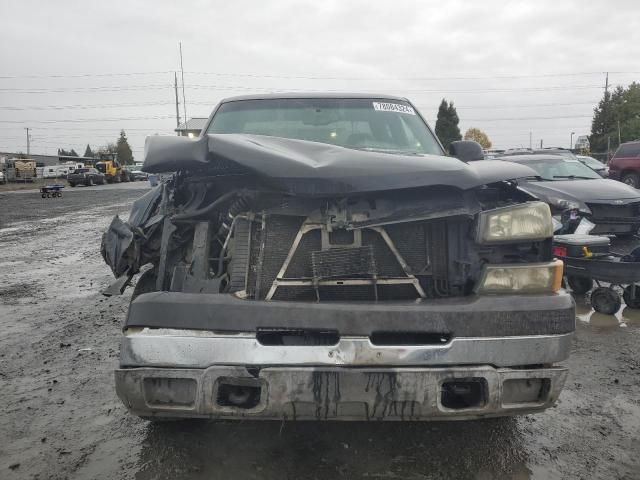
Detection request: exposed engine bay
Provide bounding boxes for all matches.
[102,134,549,302]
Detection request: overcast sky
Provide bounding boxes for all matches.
[1,0,639,158]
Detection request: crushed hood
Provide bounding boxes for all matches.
[143,134,537,195]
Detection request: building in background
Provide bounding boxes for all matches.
[175,118,208,138]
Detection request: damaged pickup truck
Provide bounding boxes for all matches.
[102,94,574,421]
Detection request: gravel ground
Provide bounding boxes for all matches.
[0,183,639,480]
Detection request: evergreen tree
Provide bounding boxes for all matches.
[590,83,640,153]
[57,148,78,157]
[435,99,462,151]
[116,130,134,165]
[83,144,94,158]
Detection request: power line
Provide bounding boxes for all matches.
[0,126,165,131]
[0,85,172,93]
[0,115,174,124]
[0,82,608,95]
[0,111,595,126]
[0,99,600,112]
[0,71,173,79]
[463,115,592,121]
[422,101,597,110]
[179,70,640,81]
[182,84,604,93]
[0,69,638,81]
[0,101,174,111]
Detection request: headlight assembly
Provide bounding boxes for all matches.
[547,196,591,214]
[476,260,564,294]
[476,201,554,244]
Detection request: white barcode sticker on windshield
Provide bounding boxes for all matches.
[372,102,415,115]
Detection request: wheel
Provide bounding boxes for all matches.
[41,193,46,198]
[590,287,622,315]
[567,276,593,294]
[621,173,639,189]
[46,192,51,198]
[623,285,640,309]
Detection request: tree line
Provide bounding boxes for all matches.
[58,129,134,164]
[435,81,639,154]
[590,82,640,153]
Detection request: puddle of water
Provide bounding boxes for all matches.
[574,293,640,328]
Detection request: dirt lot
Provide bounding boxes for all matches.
[0,183,639,480]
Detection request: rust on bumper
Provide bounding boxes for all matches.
[116,365,568,421]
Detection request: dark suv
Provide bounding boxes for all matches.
[609,141,640,188]
[67,168,105,187]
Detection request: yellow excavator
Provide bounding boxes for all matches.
[95,153,131,183]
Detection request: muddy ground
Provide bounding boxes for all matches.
[0,183,639,480]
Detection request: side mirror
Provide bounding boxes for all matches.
[449,140,484,162]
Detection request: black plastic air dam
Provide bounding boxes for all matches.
[125,292,575,338]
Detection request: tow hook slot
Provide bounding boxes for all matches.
[370,331,451,346]
[441,378,487,409]
[216,377,262,410]
[257,328,339,346]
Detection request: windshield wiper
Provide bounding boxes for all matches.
[552,175,596,180]
[525,175,552,181]
[351,147,424,156]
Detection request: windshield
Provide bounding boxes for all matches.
[207,98,444,155]
[513,158,602,181]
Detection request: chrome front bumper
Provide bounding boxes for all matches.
[120,330,573,368]
[116,330,572,420]
[115,365,568,421]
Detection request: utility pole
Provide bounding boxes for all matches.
[540,139,543,149]
[618,120,621,146]
[24,127,30,155]
[570,132,575,149]
[179,42,188,128]
[174,72,181,131]
[604,72,610,159]
[529,131,532,149]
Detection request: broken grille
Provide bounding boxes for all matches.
[311,245,378,301]
[312,246,376,279]
[232,214,464,301]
